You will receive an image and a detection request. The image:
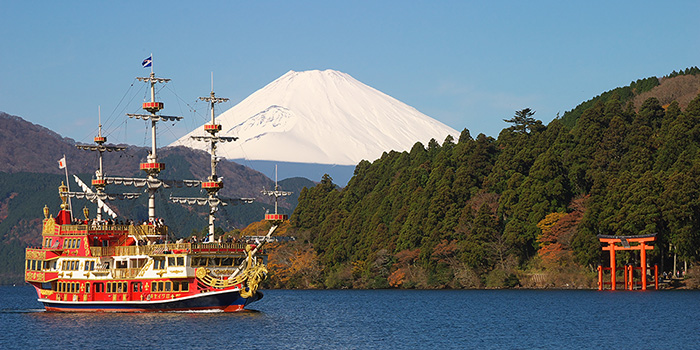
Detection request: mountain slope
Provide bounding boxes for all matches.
[172,69,459,165]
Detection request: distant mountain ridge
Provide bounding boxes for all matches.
[0,112,283,200]
[172,69,459,166]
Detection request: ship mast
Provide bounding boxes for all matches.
[170,75,251,242]
[261,165,292,220]
[75,107,128,220]
[127,71,183,220]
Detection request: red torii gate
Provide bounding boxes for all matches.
[597,234,658,291]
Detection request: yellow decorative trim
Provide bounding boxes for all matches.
[26,250,46,260]
[195,247,268,298]
[42,218,56,235]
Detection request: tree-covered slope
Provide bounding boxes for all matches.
[289,92,700,289]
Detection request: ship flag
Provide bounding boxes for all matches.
[142,55,152,68]
[58,156,66,169]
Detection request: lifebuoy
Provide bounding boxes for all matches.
[146,294,151,301]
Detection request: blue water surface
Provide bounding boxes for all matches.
[1,285,698,349]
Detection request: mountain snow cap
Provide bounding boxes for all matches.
[171,69,459,165]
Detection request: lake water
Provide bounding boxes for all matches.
[1,285,699,349]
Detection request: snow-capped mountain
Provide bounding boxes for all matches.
[171,69,459,166]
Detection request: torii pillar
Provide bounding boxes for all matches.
[597,234,657,291]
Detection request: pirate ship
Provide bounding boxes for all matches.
[24,66,285,312]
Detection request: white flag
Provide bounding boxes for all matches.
[58,156,66,169]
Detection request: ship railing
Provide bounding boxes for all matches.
[90,243,191,257]
[58,224,89,235]
[128,224,168,238]
[190,242,249,251]
[88,224,131,232]
[58,224,167,237]
[111,268,142,279]
[89,242,252,257]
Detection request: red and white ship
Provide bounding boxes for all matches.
[24,66,284,312]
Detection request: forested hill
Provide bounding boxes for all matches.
[561,66,700,128]
[285,83,700,289]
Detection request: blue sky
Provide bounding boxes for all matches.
[1,0,699,149]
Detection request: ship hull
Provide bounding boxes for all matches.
[37,289,263,312]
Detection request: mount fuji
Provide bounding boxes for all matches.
[171,69,459,180]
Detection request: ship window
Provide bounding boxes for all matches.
[116,261,127,269]
[85,282,90,293]
[181,282,189,292]
[153,258,165,270]
[76,239,81,249]
[221,257,233,266]
[116,282,124,293]
[208,258,217,266]
[151,281,156,291]
[43,261,50,270]
[191,257,206,267]
[132,282,142,293]
[95,282,104,293]
[173,281,188,292]
[134,259,147,268]
[107,283,112,293]
[168,256,185,267]
[158,281,164,291]
[165,282,171,292]
[26,260,30,270]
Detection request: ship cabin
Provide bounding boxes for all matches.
[25,206,261,304]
